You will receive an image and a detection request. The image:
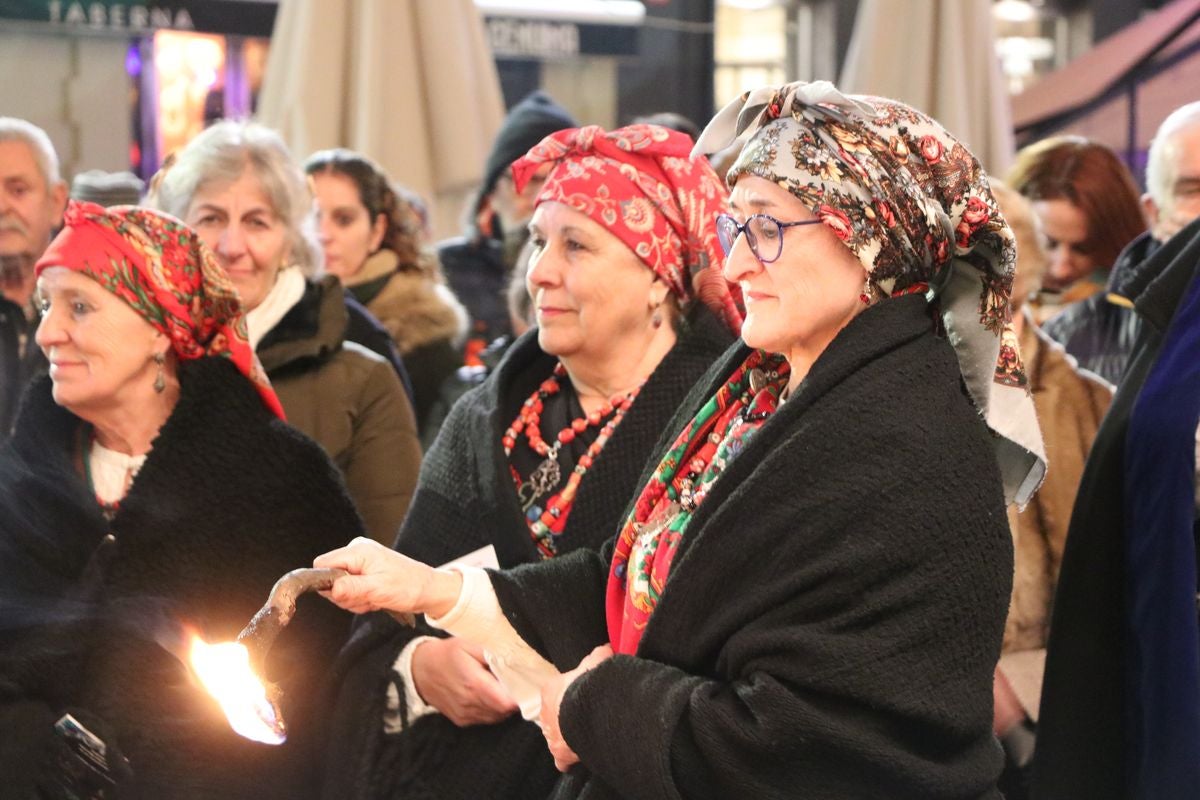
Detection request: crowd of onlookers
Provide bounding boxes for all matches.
[0,84,1199,799]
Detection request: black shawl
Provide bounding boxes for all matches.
[491,295,1011,800]
[0,357,359,799]
[320,307,733,800]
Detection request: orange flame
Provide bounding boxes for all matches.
[189,636,286,745]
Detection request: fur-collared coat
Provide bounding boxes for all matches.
[0,357,358,799]
[492,295,1011,799]
[320,307,734,800]
[344,251,469,435]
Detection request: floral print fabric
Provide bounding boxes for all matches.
[606,349,788,655]
[35,200,284,418]
[693,81,1045,505]
[511,124,743,333]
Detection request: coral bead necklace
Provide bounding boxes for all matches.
[504,362,641,558]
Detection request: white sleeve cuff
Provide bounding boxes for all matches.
[427,567,560,721]
[383,636,440,732]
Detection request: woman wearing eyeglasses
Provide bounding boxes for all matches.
[316,83,1045,799]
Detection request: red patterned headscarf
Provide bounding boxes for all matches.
[511,124,743,332]
[35,201,285,419]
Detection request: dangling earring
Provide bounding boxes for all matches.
[651,301,664,329]
[153,352,166,393]
[859,276,873,305]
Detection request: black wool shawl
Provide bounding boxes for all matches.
[0,357,359,799]
[491,294,1012,800]
[319,307,733,800]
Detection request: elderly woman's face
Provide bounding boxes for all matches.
[526,201,667,364]
[310,171,385,279]
[34,267,164,415]
[186,170,290,312]
[723,175,867,361]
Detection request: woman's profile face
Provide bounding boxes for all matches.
[1031,198,1098,291]
[34,267,163,415]
[310,171,385,279]
[186,170,290,312]
[525,201,664,364]
[723,175,866,361]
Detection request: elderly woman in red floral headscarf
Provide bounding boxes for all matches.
[315,82,1048,800]
[317,124,740,800]
[0,202,360,799]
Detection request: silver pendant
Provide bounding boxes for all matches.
[517,451,562,512]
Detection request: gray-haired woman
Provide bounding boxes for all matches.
[151,121,421,543]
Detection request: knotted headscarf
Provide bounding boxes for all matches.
[694,81,1045,505]
[512,124,743,332]
[36,201,285,419]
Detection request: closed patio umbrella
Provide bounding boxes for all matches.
[257,0,506,239]
[840,0,1015,175]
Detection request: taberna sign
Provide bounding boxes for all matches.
[45,1,193,31]
[478,0,643,61]
[0,1,277,37]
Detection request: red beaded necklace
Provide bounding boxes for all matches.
[504,363,641,558]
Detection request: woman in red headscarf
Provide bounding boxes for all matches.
[0,202,360,798]
[319,124,740,800]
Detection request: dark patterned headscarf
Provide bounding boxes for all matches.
[694,81,1044,505]
[512,124,743,333]
[35,201,285,418]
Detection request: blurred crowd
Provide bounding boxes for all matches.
[0,80,1198,800]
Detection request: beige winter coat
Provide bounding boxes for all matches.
[999,309,1112,718]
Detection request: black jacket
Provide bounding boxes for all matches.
[321,307,734,800]
[0,296,45,440]
[1041,233,1161,386]
[438,235,512,349]
[0,357,359,799]
[493,295,1011,799]
[1033,215,1200,800]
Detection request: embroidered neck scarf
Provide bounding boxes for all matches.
[607,350,789,654]
[36,201,284,418]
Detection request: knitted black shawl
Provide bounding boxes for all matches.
[320,307,733,800]
[490,295,1011,800]
[0,357,359,799]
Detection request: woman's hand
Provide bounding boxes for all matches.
[314,537,462,618]
[539,644,614,772]
[411,638,519,726]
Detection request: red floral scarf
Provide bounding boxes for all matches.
[35,201,284,418]
[606,350,789,654]
[511,124,743,333]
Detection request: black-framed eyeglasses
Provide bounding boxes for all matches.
[715,213,823,264]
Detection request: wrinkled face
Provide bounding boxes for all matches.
[310,171,385,279]
[1031,198,1098,291]
[35,267,164,416]
[186,171,290,312]
[526,201,664,363]
[491,163,551,235]
[1151,124,1200,241]
[723,175,867,360]
[0,139,67,259]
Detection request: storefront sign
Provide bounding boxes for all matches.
[484,17,637,60]
[0,1,276,37]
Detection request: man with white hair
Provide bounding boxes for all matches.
[1042,101,1200,385]
[0,117,68,437]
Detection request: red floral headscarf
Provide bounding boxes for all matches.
[36,201,285,418]
[511,124,743,332]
